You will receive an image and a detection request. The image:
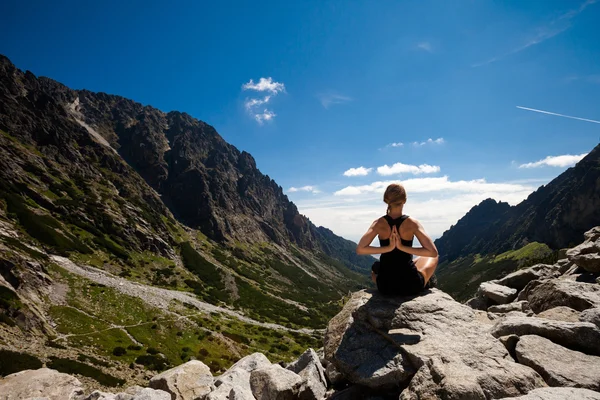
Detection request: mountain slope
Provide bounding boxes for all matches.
[0,54,373,384]
[435,146,600,263]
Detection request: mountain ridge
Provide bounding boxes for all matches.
[435,145,600,263]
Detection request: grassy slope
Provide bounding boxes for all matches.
[437,242,558,302]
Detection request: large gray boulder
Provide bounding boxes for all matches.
[286,348,327,400]
[488,301,532,314]
[537,306,580,323]
[567,227,600,273]
[515,335,600,390]
[491,315,600,356]
[500,387,600,399]
[479,282,518,304]
[211,352,271,400]
[325,289,544,399]
[85,388,172,400]
[149,360,213,400]
[249,364,302,400]
[524,280,600,313]
[0,368,84,400]
[580,307,600,329]
[496,264,559,291]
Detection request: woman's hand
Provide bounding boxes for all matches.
[384,226,399,253]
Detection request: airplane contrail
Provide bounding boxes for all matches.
[516,106,600,124]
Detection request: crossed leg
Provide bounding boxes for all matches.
[414,256,439,285]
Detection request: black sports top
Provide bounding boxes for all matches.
[376,215,424,296]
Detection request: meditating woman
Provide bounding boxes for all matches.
[356,183,438,296]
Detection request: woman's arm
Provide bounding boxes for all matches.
[396,219,438,258]
[356,219,396,255]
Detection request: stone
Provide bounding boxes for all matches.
[325,289,544,398]
[479,282,517,304]
[585,226,600,242]
[515,335,600,390]
[324,362,344,385]
[206,383,254,400]
[466,293,489,310]
[149,360,213,400]
[488,301,531,314]
[499,387,600,399]
[249,364,302,400]
[537,306,580,323]
[524,279,600,313]
[496,264,558,291]
[567,236,600,273]
[286,348,327,400]
[499,334,520,360]
[0,368,84,400]
[580,307,600,329]
[491,315,600,356]
[212,352,271,398]
[555,259,574,275]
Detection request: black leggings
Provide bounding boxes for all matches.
[371,261,425,296]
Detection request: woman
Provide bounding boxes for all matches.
[356,183,438,296]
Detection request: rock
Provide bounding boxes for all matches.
[517,279,545,302]
[324,362,344,386]
[555,259,574,275]
[286,348,327,400]
[496,264,558,291]
[580,307,600,328]
[537,306,580,323]
[207,383,254,400]
[325,289,544,398]
[249,364,302,400]
[499,387,600,399]
[212,352,271,398]
[499,334,520,360]
[491,315,600,356]
[129,388,172,400]
[466,293,489,310]
[488,301,532,314]
[524,280,600,313]
[515,335,600,390]
[585,227,600,242]
[479,282,517,304]
[0,368,84,400]
[567,234,600,273]
[149,360,213,400]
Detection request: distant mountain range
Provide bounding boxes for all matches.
[435,145,600,263]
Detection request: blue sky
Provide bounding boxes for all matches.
[2,0,599,241]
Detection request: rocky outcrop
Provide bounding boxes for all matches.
[524,280,600,313]
[495,264,559,291]
[479,282,518,304]
[0,368,84,400]
[581,307,600,328]
[537,306,580,323]
[148,360,213,400]
[515,335,600,390]
[568,227,600,273]
[85,387,171,400]
[324,289,545,399]
[500,387,600,399]
[285,349,327,400]
[249,365,303,400]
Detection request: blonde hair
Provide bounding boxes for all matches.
[384,183,407,215]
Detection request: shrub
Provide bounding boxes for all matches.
[127,345,142,351]
[112,347,127,356]
[147,347,159,355]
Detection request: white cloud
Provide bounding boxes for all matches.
[519,153,588,168]
[254,110,276,124]
[343,166,373,177]
[242,77,285,94]
[317,93,352,109]
[417,42,433,52]
[244,96,271,110]
[376,163,440,176]
[288,185,320,194]
[334,176,532,196]
[242,77,285,124]
[413,138,445,146]
[294,176,541,242]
